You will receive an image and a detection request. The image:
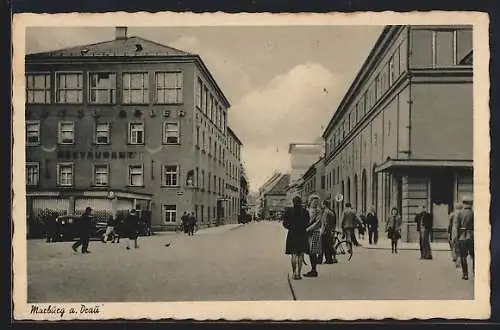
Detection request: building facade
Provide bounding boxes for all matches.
[322,25,473,242]
[25,27,244,232]
[301,157,327,204]
[288,142,324,184]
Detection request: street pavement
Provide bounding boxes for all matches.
[27,221,473,302]
[28,221,292,302]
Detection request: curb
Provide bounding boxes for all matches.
[286,273,297,301]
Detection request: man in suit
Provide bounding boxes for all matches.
[341,202,358,253]
[320,200,337,264]
[415,205,433,260]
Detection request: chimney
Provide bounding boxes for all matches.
[115,27,128,40]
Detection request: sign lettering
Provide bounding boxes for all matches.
[55,151,142,161]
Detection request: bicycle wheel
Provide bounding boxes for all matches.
[335,240,353,262]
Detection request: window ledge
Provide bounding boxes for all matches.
[126,185,146,188]
[163,142,181,146]
[162,185,181,189]
[58,143,75,146]
[127,143,145,146]
[27,143,40,147]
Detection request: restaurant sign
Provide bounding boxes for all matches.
[56,150,143,161]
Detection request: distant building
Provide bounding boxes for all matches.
[25,26,243,232]
[257,172,290,219]
[322,25,473,242]
[288,142,324,184]
[301,157,327,204]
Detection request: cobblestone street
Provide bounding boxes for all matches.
[28,221,473,302]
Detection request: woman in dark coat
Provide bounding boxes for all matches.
[283,195,310,280]
[124,209,140,250]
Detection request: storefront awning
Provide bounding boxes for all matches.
[374,159,473,173]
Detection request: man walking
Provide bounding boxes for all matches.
[320,200,337,264]
[341,203,358,253]
[365,206,379,245]
[45,211,57,243]
[448,202,463,267]
[72,207,93,254]
[415,205,433,260]
[455,197,474,280]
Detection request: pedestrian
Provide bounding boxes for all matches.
[45,210,57,243]
[190,212,198,235]
[358,211,366,240]
[415,205,433,260]
[448,202,463,268]
[366,206,379,245]
[124,209,140,250]
[320,200,337,264]
[283,195,310,280]
[181,212,189,235]
[304,194,322,278]
[72,207,93,254]
[103,213,117,243]
[454,197,474,280]
[385,207,402,254]
[341,202,357,253]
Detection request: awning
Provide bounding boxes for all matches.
[374,159,473,173]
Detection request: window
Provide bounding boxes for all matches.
[433,30,456,67]
[201,170,205,190]
[26,120,40,145]
[218,177,222,194]
[196,78,203,109]
[128,122,144,144]
[389,57,395,85]
[58,121,75,144]
[95,123,111,144]
[457,29,473,64]
[89,72,116,104]
[202,131,206,151]
[208,172,211,192]
[196,126,200,147]
[56,72,83,103]
[215,102,220,128]
[208,137,212,155]
[128,165,144,186]
[94,164,109,186]
[209,95,214,121]
[163,165,179,187]
[195,167,199,188]
[26,162,39,186]
[202,87,208,114]
[26,73,50,104]
[57,163,73,186]
[163,205,177,223]
[222,111,226,132]
[163,122,179,144]
[156,72,183,104]
[214,176,217,193]
[122,72,149,104]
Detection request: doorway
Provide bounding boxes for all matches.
[430,170,454,231]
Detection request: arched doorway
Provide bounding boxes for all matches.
[362,169,367,213]
[372,165,378,214]
[354,174,359,211]
[347,177,351,206]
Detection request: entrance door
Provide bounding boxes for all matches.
[430,170,454,232]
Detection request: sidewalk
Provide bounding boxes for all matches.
[360,237,450,251]
[288,245,473,300]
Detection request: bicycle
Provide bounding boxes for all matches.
[332,230,353,262]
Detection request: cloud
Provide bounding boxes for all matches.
[232,63,343,191]
[169,36,253,104]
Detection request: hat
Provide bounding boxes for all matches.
[308,194,320,205]
[462,196,473,205]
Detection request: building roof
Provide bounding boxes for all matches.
[227,127,243,146]
[265,174,291,196]
[302,157,324,180]
[28,36,192,58]
[322,25,403,138]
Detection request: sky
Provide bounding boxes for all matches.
[26,25,384,193]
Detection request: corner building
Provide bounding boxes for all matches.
[322,25,473,242]
[25,27,243,231]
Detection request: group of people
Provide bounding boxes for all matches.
[448,197,475,280]
[71,207,143,253]
[180,212,198,236]
[283,194,382,280]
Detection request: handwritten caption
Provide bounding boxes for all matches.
[30,304,103,318]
